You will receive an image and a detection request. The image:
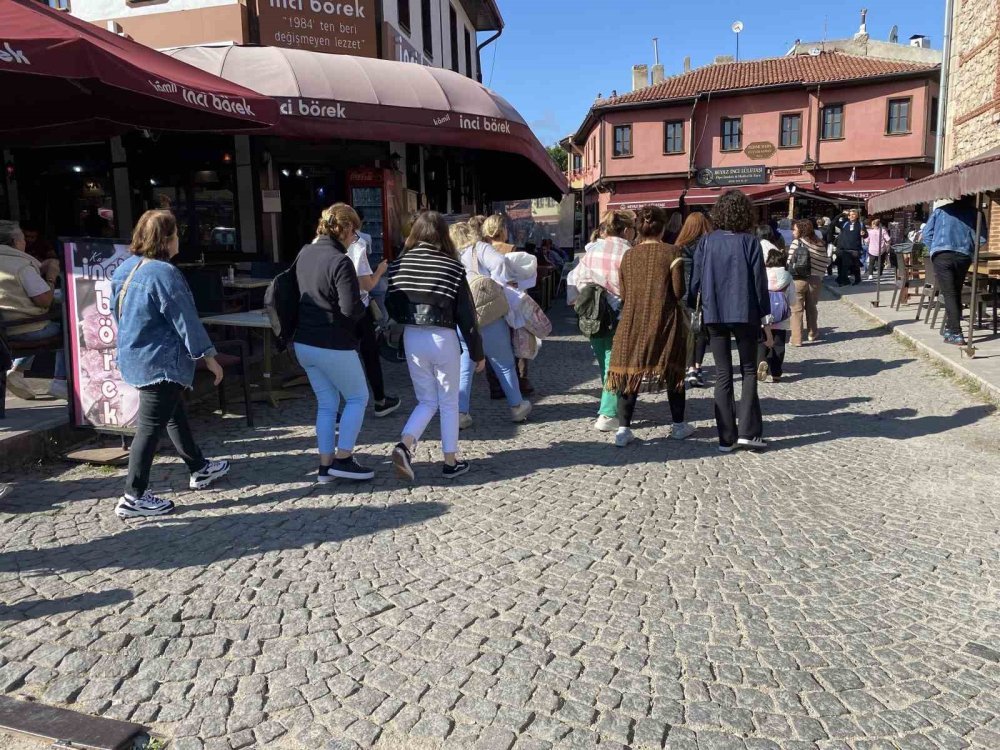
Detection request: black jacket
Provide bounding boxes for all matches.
[293,236,365,350]
[386,243,484,361]
[836,221,868,253]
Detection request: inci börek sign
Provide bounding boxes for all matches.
[256,0,378,57]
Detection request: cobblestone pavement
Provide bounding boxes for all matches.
[2,296,1000,750]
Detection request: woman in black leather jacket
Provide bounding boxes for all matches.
[386,212,484,482]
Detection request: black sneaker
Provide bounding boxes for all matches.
[317,465,334,484]
[329,456,375,480]
[737,437,768,451]
[442,460,470,479]
[373,396,401,418]
[392,442,415,482]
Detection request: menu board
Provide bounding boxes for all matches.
[61,239,140,434]
[256,0,378,57]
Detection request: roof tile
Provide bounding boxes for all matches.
[603,51,938,106]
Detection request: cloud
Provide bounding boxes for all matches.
[529,109,563,143]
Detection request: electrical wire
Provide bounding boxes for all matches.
[488,38,498,88]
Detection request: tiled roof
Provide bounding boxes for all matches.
[602,51,938,106]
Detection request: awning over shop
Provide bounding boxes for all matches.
[819,178,908,200]
[868,150,1000,213]
[608,184,797,210]
[0,0,278,143]
[163,44,567,200]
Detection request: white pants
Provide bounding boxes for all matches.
[402,326,461,455]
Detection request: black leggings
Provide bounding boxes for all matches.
[357,306,386,402]
[687,329,709,368]
[617,388,685,428]
[125,382,206,498]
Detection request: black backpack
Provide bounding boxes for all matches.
[263,258,300,352]
[790,239,811,280]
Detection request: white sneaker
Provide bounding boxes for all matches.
[593,415,619,432]
[458,413,474,430]
[511,401,532,423]
[737,437,768,451]
[867,274,874,281]
[189,459,230,489]
[668,422,695,440]
[756,361,770,383]
[614,427,634,448]
[4,371,35,400]
[116,491,175,519]
[47,379,68,400]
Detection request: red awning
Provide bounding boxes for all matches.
[608,184,788,210]
[163,44,567,200]
[868,149,1000,213]
[818,178,908,199]
[607,190,684,209]
[0,0,278,142]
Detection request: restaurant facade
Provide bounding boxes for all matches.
[2,0,563,265]
[563,51,941,232]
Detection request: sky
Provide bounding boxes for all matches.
[482,0,946,148]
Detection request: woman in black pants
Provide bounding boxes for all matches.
[675,211,714,388]
[688,190,772,452]
[111,211,230,518]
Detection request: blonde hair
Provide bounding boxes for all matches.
[130,210,177,260]
[316,203,360,242]
[449,222,477,251]
[482,214,508,242]
[598,209,636,239]
[467,215,485,241]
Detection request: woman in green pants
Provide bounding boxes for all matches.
[567,209,635,432]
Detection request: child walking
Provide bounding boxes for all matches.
[757,247,797,383]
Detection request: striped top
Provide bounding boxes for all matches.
[387,243,466,304]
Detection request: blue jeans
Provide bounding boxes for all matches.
[459,318,522,412]
[293,342,368,454]
[10,321,66,378]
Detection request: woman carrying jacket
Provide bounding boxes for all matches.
[294,203,372,482]
[449,221,530,429]
[605,206,692,447]
[566,209,635,432]
[388,212,484,481]
[111,210,230,519]
[688,190,771,452]
[674,212,713,389]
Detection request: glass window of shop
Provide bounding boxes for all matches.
[9,144,116,243]
[124,134,239,262]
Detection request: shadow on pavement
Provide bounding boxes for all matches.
[0,589,134,622]
[0,502,449,575]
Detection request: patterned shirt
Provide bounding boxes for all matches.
[567,236,632,302]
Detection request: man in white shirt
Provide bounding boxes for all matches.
[346,225,399,417]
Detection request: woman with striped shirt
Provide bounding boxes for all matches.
[386,212,484,481]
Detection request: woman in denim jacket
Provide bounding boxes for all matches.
[112,210,230,519]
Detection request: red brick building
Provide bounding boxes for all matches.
[564,51,940,228]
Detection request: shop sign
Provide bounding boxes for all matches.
[261,189,282,213]
[383,21,430,66]
[256,0,377,58]
[696,165,767,187]
[61,238,140,434]
[744,141,776,160]
[772,166,803,177]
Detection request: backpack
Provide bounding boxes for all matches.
[790,239,811,280]
[263,257,301,352]
[467,247,509,327]
[769,285,791,324]
[574,284,615,337]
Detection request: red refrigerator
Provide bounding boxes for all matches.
[347,167,405,263]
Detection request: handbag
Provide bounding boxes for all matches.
[688,292,703,336]
[467,247,509,327]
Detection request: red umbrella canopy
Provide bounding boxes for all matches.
[0,0,278,141]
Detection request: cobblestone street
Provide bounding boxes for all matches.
[1,295,999,750]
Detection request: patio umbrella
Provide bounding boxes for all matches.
[0,0,278,142]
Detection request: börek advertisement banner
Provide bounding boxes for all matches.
[61,239,140,434]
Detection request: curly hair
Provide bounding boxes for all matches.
[481,214,508,243]
[316,203,360,242]
[710,190,754,233]
[130,210,177,260]
[635,205,668,240]
[793,219,816,240]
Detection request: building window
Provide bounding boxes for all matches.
[821,104,844,140]
[449,5,459,73]
[721,117,742,152]
[397,0,411,32]
[464,27,473,77]
[421,0,433,56]
[48,0,70,9]
[779,113,802,148]
[572,153,583,171]
[930,97,939,133]
[887,97,912,134]
[664,121,684,154]
[613,125,633,157]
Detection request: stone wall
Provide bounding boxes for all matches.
[947,0,1000,166]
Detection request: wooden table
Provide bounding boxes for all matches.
[222,277,273,290]
[200,309,300,407]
